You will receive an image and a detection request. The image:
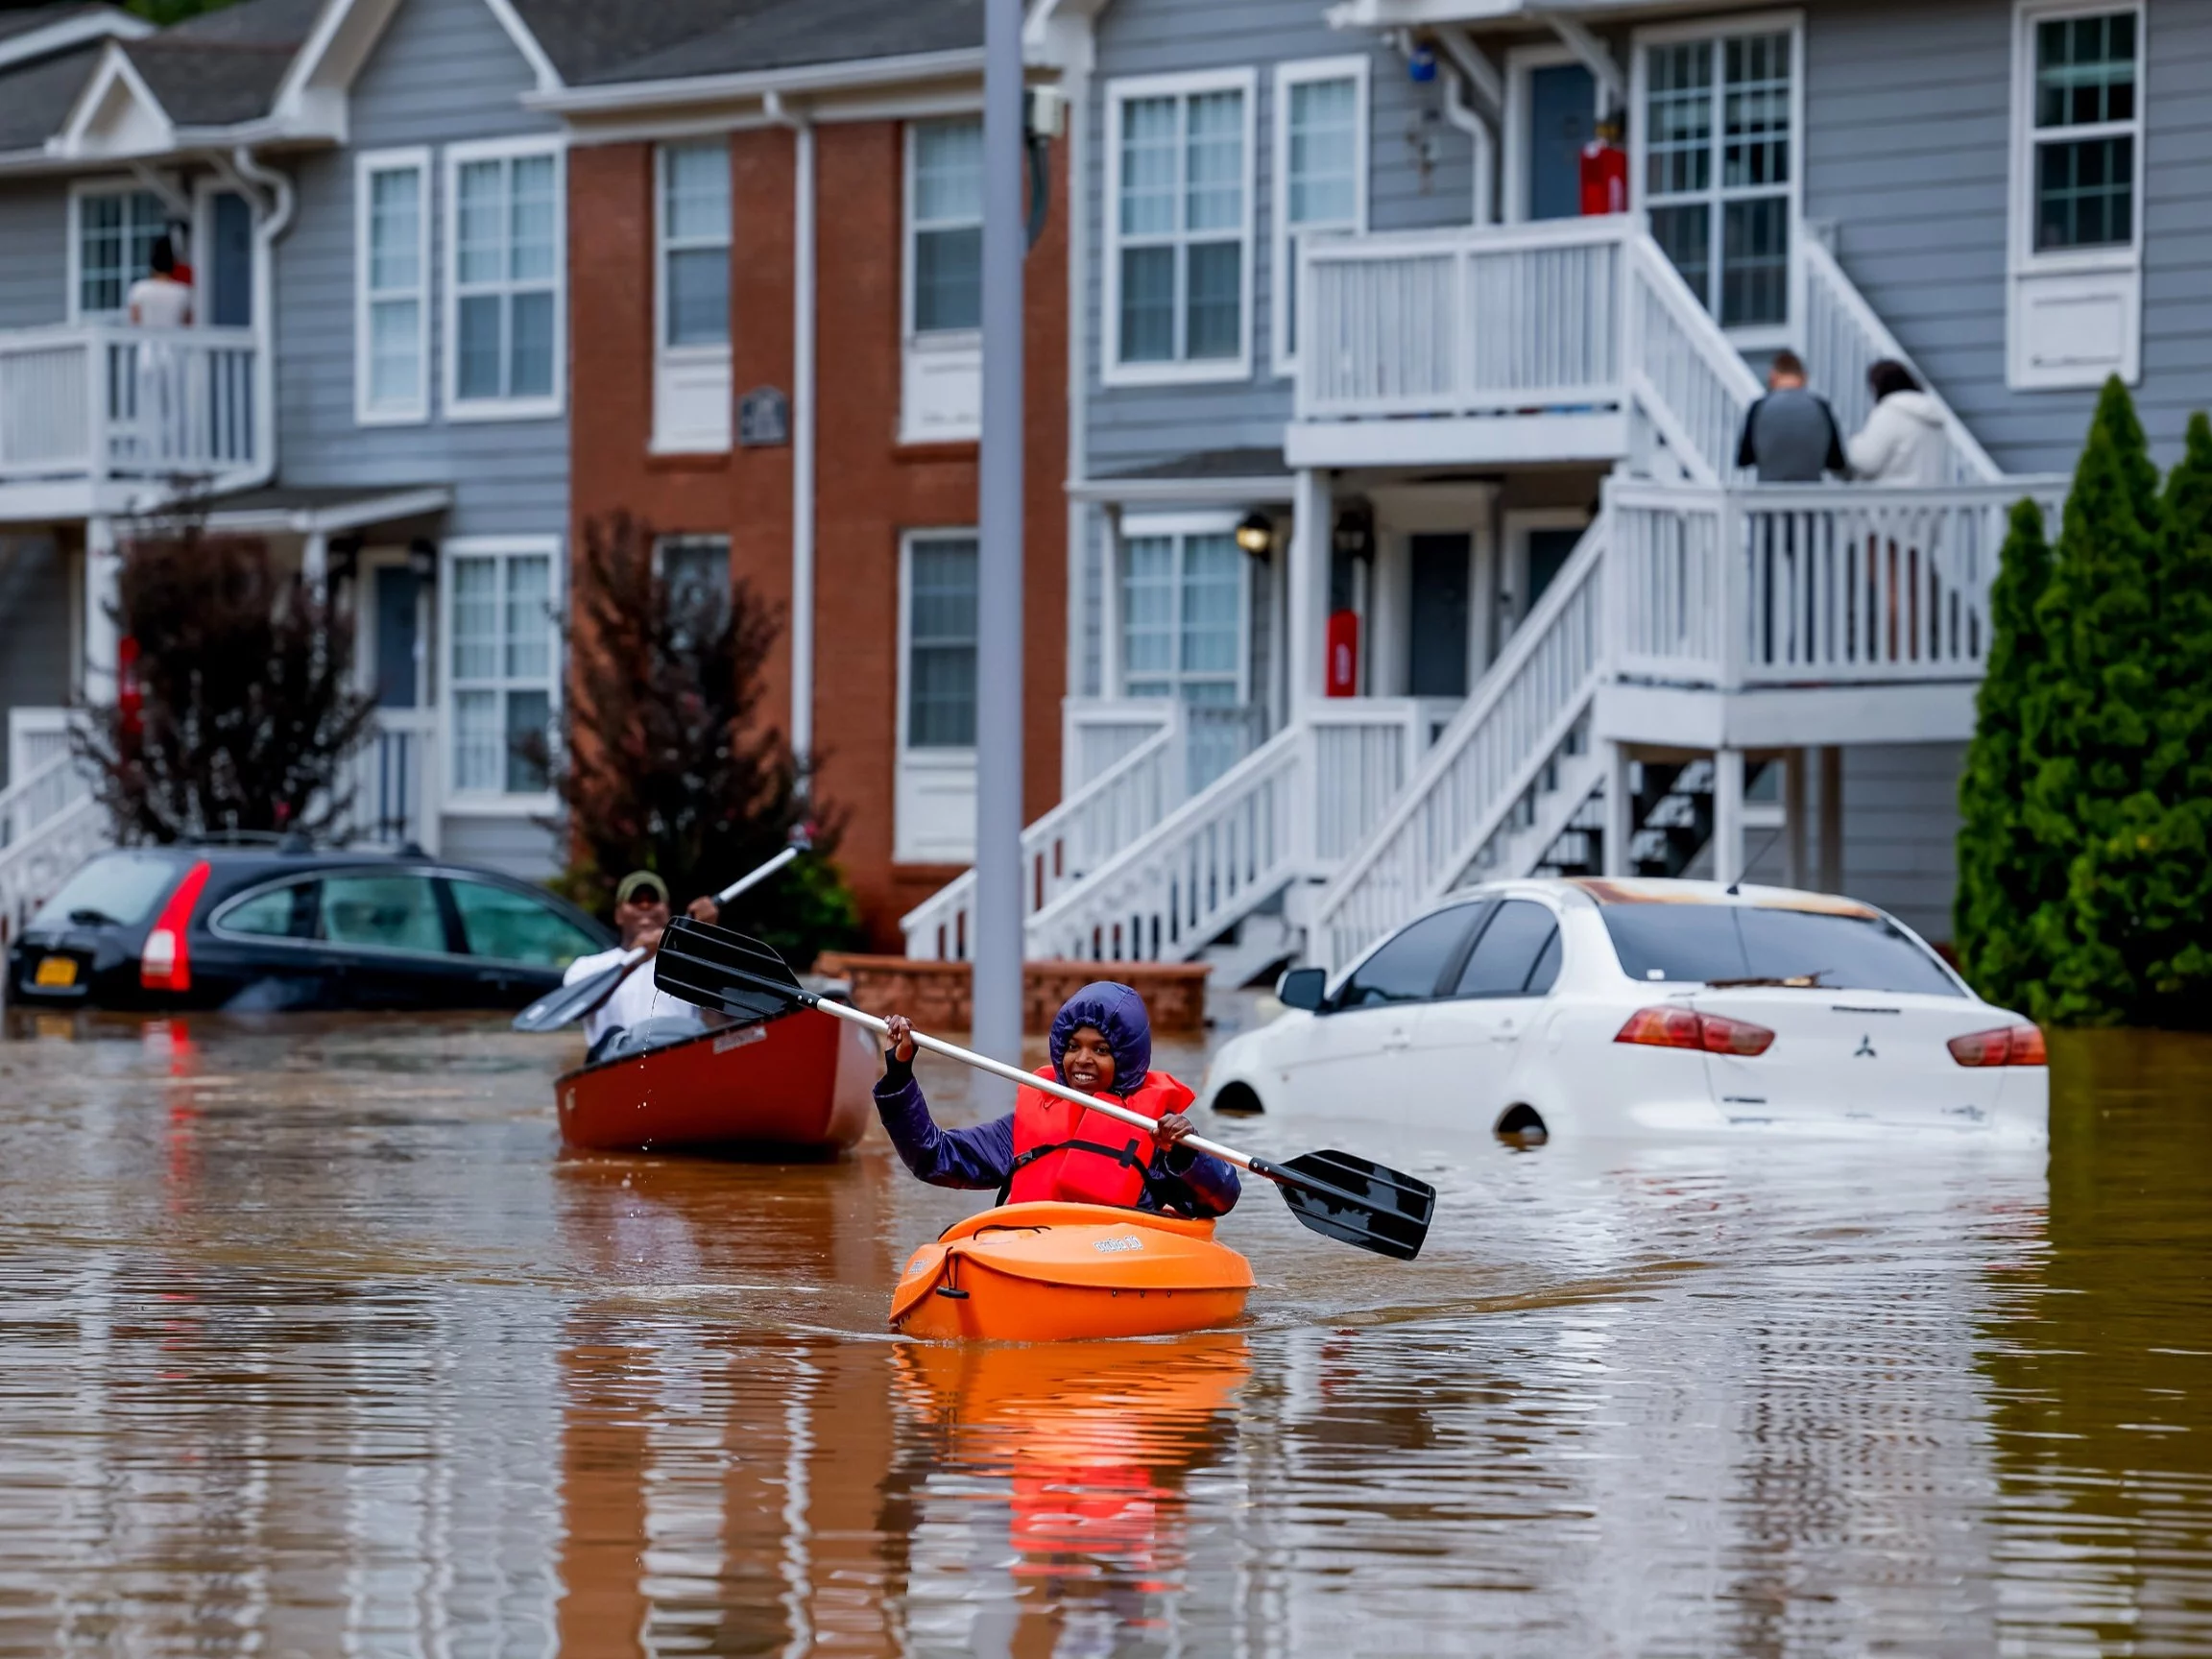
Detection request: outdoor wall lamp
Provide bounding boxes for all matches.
[326,535,364,588]
[1333,502,1375,564]
[407,537,438,584]
[1235,511,1275,558]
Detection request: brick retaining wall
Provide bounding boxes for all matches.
[813,955,1211,1034]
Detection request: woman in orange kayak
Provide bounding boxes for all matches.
[876,982,1239,1216]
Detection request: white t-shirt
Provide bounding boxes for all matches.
[127,276,192,328]
[563,946,694,1047]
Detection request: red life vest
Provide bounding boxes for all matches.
[1006,1068,1195,1209]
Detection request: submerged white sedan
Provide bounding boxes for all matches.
[1203,878,2048,1142]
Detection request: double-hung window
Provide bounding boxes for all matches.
[902,118,984,442]
[897,533,980,862]
[447,542,558,799]
[654,140,732,451]
[356,149,429,423]
[1272,59,1367,375]
[1122,524,1251,789]
[73,187,166,317]
[1107,70,1256,383]
[2008,1,2144,388]
[446,137,564,419]
[1638,22,1798,333]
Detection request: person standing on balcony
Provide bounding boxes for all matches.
[127,236,193,328]
[1735,350,1847,483]
[1846,360,1949,486]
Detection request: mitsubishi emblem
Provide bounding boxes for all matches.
[1853,1034,1877,1058]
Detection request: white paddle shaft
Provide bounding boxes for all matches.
[804,995,1255,1174]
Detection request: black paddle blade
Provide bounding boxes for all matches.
[653,917,810,1023]
[1256,1149,1436,1262]
[512,959,626,1033]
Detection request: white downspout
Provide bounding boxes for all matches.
[1432,28,1500,227]
[230,146,294,493]
[765,92,817,788]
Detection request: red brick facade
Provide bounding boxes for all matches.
[567,123,1069,950]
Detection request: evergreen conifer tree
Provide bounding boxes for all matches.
[2078,411,2212,1029]
[1955,498,2057,1010]
[2026,378,2167,1025]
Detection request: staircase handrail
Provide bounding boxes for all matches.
[1022,722,1307,959]
[1624,233,1764,486]
[0,793,105,945]
[899,716,1183,956]
[0,747,89,850]
[1802,239,2001,485]
[1309,516,1610,974]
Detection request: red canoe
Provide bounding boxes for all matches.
[556,1007,879,1154]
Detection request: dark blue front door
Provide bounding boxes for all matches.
[373,566,421,709]
[1527,64,1596,222]
[207,192,253,326]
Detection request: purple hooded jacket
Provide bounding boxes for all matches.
[873,981,1239,1216]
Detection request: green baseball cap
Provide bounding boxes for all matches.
[615,870,669,906]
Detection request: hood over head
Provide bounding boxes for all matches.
[1049,981,1152,1096]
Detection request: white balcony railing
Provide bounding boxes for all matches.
[1296,215,1763,483]
[342,709,438,850]
[0,324,263,493]
[1609,478,2068,690]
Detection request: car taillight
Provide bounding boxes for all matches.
[1947,1023,2047,1067]
[140,860,211,993]
[1615,1006,1776,1057]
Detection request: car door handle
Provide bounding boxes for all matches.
[1383,1028,1411,1050]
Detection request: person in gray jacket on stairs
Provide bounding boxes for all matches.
[1736,349,1848,482]
[1846,359,1951,486]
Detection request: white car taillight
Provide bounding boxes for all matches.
[1946,1024,2047,1067]
[1615,1006,1776,1057]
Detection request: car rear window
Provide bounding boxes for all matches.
[1598,903,1961,997]
[29,852,183,931]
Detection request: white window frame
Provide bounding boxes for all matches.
[1113,511,1251,704]
[2006,0,2146,389]
[354,146,431,426]
[1629,11,1805,349]
[67,179,171,321]
[901,116,985,444]
[896,529,982,864]
[1102,67,1259,389]
[440,535,562,813]
[443,133,566,423]
[652,138,733,453]
[1271,55,1369,378]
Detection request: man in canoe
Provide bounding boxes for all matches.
[877,982,1239,1216]
[564,870,726,1062]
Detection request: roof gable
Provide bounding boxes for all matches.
[56,39,174,158]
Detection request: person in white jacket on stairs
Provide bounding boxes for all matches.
[1846,359,1950,485]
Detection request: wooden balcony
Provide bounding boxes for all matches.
[0,323,267,521]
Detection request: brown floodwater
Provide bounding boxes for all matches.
[0,1006,2206,1657]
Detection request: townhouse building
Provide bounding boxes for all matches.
[0,0,581,931]
[902,0,2205,979]
[526,0,1070,947]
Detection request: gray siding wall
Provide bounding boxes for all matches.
[1806,0,2212,473]
[0,534,71,791]
[1082,0,1475,477]
[270,0,567,540]
[0,183,67,331]
[1840,742,1965,946]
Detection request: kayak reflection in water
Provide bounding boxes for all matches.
[876,982,1240,1216]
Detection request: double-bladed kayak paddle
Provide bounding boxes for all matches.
[651,917,1437,1262]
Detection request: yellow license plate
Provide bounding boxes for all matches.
[34,955,78,989]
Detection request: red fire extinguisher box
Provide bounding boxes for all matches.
[1325,609,1359,697]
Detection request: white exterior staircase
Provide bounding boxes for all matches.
[903,216,2041,973]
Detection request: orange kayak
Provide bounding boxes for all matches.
[888,1201,1255,1342]
[555,1006,878,1155]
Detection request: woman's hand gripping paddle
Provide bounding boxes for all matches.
[652,918,1438,1262]
[510,836,809,1034]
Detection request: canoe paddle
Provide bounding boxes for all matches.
[511,836,808,1034]
[652,918,1437,1262]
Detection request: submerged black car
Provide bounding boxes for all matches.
[8,845,613,1013]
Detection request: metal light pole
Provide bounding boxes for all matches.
[971,0,1025,1077]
